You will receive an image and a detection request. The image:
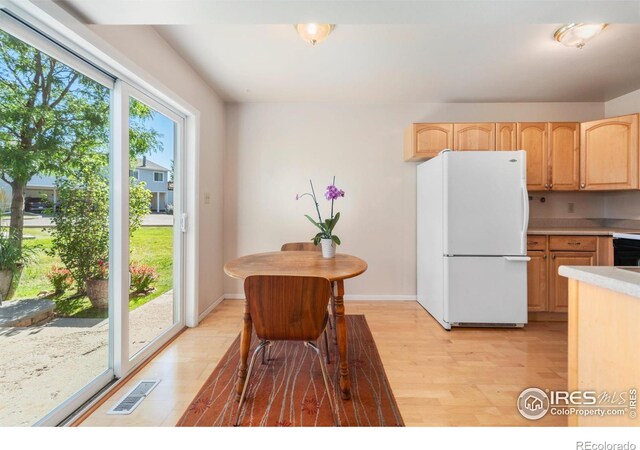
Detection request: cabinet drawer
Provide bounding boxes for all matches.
[549,236,597,251]
[527,235,547,251]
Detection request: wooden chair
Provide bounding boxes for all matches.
[281,242,337,336]
[280,242,320,251]
[235,275,338,426]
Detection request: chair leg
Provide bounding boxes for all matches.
[305,341,339,427]
[261,341,272,365]
[235,340,270,426]
[323,329,331,364]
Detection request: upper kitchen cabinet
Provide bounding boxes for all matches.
[452,123,495,151]
[496,123,517,150]
[404,123,453,161]
[580,114,639,190]
[517,122,548,191]
[549,123,580,191]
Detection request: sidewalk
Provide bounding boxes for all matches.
[0,291,174,426]
[10,212,175,228]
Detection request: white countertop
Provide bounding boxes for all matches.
[558,266,640,298]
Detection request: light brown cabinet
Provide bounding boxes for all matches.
[403,123,453,161]
[453,123,495,151]
[527,234,606,316]
[405,116,639,192]
[496,123,517,151]
[580,114,639,190]
[549,122,580,190]
[549,251,596,312]
[517,123,548,191]
[527,251,548,312]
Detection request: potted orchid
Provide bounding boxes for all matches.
[297,177,345,258]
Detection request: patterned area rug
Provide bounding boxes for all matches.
[177,315,403,427]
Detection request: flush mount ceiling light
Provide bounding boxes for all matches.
[554,23,608,49]
[294,23,335,45]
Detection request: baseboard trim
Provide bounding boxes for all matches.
[223,294,417,301]
[198,294,225,323]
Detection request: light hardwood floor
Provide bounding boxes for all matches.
[77,300,567,427]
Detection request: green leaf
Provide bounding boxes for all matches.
[305,214,324,232]
[331,235,341,245]
[330,212,340,232]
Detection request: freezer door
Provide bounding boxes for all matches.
[443,151,528,256]
[444,256,528,325]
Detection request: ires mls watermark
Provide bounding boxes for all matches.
[517,387,638,420]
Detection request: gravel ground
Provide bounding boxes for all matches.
[0,291,174,426]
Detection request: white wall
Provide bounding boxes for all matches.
[528,192,605,219]
[225,102,603,298]
[605,88,640,117]
[90,25,226,316]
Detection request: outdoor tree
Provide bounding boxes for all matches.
[49,166,151,293]
[0,29,161,279]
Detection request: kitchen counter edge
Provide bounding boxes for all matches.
[527,227,640,236]
[558,266,640,299]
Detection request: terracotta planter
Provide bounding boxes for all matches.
[0,265,23,302]
[86,278,109,309]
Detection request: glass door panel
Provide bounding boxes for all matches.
[127,95,183,361]
[0,27,113,425]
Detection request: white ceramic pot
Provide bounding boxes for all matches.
[320,238,336,258]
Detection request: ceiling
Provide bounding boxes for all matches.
[55,0,640,103]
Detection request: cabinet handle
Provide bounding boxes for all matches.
[543,254,547,259]
[549,183,553,188]
[568,242,580,246]
[581,183,585,188]
[552,255,556,259]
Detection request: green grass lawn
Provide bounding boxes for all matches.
[15,226,173,318]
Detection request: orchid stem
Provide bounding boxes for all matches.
[309,180,323,226]
[330,175,335,219]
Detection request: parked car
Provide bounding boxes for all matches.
[166,203,173,215]
[24,197,47,213]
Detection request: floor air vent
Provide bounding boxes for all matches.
[107,380,160,415]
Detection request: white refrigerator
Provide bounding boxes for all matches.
[417,150,529,330]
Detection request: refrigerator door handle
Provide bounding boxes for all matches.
[504,256,531,262]
[521,183,529,253]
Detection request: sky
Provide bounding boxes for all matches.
[143,110,175,172]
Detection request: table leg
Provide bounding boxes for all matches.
[235,300,252,401]
[334,280,351,400]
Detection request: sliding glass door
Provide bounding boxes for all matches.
[0,12,186,425]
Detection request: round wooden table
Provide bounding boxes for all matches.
[224,251,368,400]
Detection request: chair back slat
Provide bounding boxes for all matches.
[280,242,320,252]
[244,275,331,341]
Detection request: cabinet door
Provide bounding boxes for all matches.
[404,123,454,160]
[549,122,580,190]
[580,114,639,190]
[517,123,549,191]
[527,251,548,312]
[549,251,596,312]
[453,123,495,151]
[496,123,517,150]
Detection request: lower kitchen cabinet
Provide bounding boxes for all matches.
[526,251,548,312]
[527,234,603,317]
[548,251,596,312]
